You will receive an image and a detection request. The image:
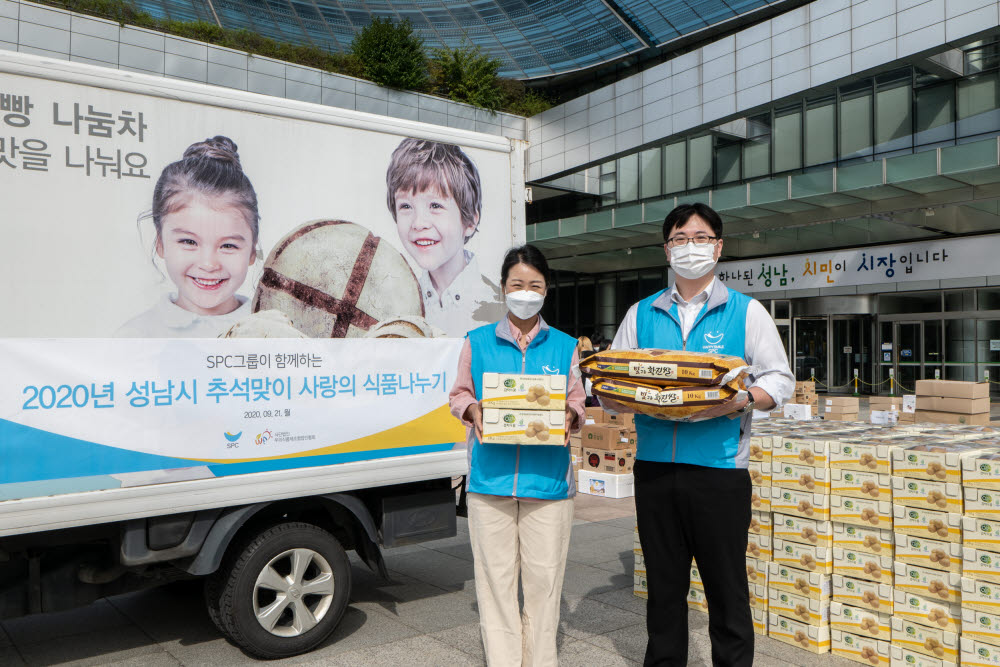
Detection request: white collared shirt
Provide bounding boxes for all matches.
[611,277,794,410]
[418,251,504,337]
[115,293,252,338]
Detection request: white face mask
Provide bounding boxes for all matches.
[506,290,545,320]
[669,243,718,280]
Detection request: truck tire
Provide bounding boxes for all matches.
[205,522,351,659]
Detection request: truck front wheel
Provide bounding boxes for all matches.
[206,522,352,659]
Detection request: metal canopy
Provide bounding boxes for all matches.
[532,138,1000,272]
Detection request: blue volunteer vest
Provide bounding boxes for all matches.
[468,320,578,499]
[634,286,750,468]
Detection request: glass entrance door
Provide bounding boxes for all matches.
[895,321,923,393]
[794,317,828,385]
[831,316,873,393]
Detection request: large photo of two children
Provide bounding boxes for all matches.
[114,134,505,341]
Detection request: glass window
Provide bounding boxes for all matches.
[957,71,1000,137]
[639,147,662,200]
[617,153,638,203]
[806,97,837,166]
[599,161,616,207]
[978,319,1000,364]
[945,289,975,311]
[743,114,771,178]
[876,82,912,154]
[715,137,741,184]
[916,82,955,145]
[688,135,713,189]
[663,141,687,194]
[945,318,975,363]
[979,288,1000,310]
[774,106,802,172]
[840,83,874,160]
[878,291,942,314]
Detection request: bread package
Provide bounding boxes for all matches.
[591,377,741,422]
[580,349,750,389]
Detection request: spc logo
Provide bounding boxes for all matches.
[704,331,724,345]
[224,431,242,442]
[255,430,272,446]
[542,365,560,374]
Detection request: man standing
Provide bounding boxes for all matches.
[611,203,794,666]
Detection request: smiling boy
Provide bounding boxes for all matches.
[386,138,501,337]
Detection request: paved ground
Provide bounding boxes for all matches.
[0,492,859,667]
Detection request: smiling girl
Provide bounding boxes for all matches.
[116,136,260,337]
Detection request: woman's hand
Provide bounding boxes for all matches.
[564,407,575,446]
[464,402,484,442]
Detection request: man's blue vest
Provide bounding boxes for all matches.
[634,286,751,468]
[467,320,579,499]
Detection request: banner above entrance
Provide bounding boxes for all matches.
[705,233,999,293]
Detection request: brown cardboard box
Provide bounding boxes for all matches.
[913,410,990,425]
[585,407,607,424]
[869,397,902,409]
[826,397,860,410]
[607,412,634,429]
[915,379,990,400]
[580,424,629,449]
[915,396,991,414]
[825,412,860,422]
[582,447,635,474]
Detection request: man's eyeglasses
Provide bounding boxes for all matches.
[666,235,719,248]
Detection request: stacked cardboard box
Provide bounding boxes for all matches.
[824,397,860,422]
[578,407,636,498]
[795,381,818,407]
[823,431,893,663]
[888,438,974,667]
[768,430,836,654]
[959,440,1000,666]
[916,380,992,426]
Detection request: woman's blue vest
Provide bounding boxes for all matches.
[634,286,751,468]
[467,319,578,499]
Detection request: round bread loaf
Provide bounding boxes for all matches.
[220,309,308,338]
[253,220,424,338]
[364,316,443,339]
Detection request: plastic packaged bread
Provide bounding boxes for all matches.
[591,377,741,422]
[580,349,751,389]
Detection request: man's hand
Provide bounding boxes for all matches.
[464,403,484,442]
[694,388,774,421]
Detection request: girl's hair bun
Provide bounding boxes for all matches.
[183,136,241,168]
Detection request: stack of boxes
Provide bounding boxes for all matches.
[480,373,567,445]
[768,431,834,653]
[794,381,818,410]
[828,434,895,665]
[890,439,968,667]
[916,379,992,426]
[748,430,772,635]
[870,396,903,426]
[577,407,636,498]
[959,440,1000,666]
[824,397,861,422]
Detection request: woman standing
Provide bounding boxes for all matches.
[449,245,586,666]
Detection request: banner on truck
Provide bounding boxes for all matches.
[0,338,466,498]
[1,63,512,338]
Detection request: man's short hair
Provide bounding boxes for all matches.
[662,203,723,242]
[386,138,482,238]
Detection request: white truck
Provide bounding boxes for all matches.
[0,51,525,658]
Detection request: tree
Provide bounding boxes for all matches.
[429,45,505,112]
[350,18,427,90]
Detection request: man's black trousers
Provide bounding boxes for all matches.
[634,459,753,667]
